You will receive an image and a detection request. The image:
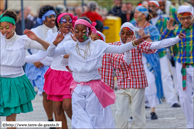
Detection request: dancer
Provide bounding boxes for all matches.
[99,22,185,128]
[46,17,149,128]
[25,12,77,129]
[0,10,50,127]
[148,1,180,108]
[25,5,58,123]
[91,31,106,42]
[131,5,163,120]
[160,5,194,128]
[155,0,179,24]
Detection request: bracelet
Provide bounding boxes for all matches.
[132,40,138,46]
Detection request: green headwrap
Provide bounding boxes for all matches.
[0,14,16,25]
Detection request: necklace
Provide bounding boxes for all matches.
[137,21,149,28]
[75,41,91,59]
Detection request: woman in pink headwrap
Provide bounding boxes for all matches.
[24,12,77,128]
[46,17,149,128]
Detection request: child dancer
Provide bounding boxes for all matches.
[91,31,106,42]
[25,12,77,129]
[0,10,50,126]
[25,5,58,123]
[46,17,149,128]
[99,22,185,128]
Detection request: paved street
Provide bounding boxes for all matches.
[0,90,188,129]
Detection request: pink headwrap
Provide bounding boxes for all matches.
[74,19,97,33]
[57,13,78,27]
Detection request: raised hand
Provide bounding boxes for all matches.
[167,18,177,30]
[53,30,65,46]
[23,29,38,40]
[133,35,150,46]
[178,32,186,39]
[61,27,69,34]
[138,29,146,37]
[70,28,77,41]
[126,36,135,43]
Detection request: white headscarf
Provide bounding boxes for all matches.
[149,1,160,8]
[95,31,106,42]
[119,22,139,44]
[177,5,192,14]
[149,1,163,15]
[119,22,139,36]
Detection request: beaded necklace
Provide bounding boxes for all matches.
[75,41,91,59]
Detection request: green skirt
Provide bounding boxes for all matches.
[0,74,36,116]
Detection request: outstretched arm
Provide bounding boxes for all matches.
[47,43,68,57]
[47,32,69,57]
[24,29,50,50]
[25,50,47,63]
[104,36,150,54]
[150,33,185,49]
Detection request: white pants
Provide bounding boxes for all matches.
[168,60,179,95]
[72,84,115,129]
[160,55,178,106]
[143,58,159,108]
[176,61,194,128]
[115,88,146,129]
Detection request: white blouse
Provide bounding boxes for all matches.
[26,32,73,71]
[47,38,136,82]
[26,24,57,66]
[0,32,45,78]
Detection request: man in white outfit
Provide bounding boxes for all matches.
[149,1,180,108]
[160,5,194,128]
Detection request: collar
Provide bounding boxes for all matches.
[42,24,57,33]
[77,37,91,46]
[151,15,160,21]
[5,32,17,42]
[180,22,194,30]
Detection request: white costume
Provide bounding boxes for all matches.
[149,1,179,107]
[25,24,57,95]
[26,31,71,71]
[47,37,137,128]
[1,32,45,78]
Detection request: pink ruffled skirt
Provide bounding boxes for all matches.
[44,67,73,101]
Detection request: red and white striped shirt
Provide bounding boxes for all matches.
[99,41,157,89]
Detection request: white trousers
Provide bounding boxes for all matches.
[71,84,115,129]
[168,60,179,95]
[143,59,159,108]
[115,88,146,129]
[160,55,178,106]
[176,61,194,128]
